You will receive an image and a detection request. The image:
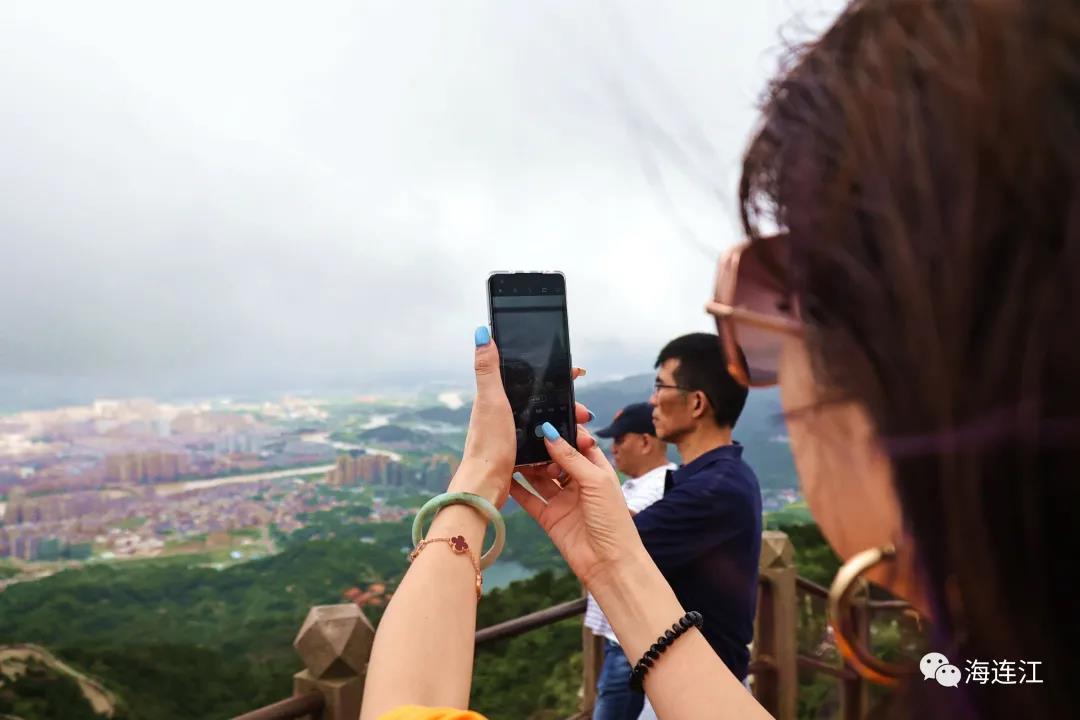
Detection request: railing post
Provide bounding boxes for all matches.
[580,621,605,716]
[841,588,870,720]
[753,530,797,720]
[293,604,375,720]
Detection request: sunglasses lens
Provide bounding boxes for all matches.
[732,237,791,385]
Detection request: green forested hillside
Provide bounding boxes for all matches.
[473,571,583,719]
[0,516,417,719]
[0,503,870,720]
[0,657,126,720]
[0,513,583,720]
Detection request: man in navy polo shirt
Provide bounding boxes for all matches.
[634,333,762,715]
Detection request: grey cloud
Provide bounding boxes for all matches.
[1,0,845,406]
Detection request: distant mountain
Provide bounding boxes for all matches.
[381,372,798,490]
[573,374,654,428]
[732,386,798,491]
[353,424,462,455]
[576,374,797,491]
[409,406,471,425]
[357,425,432,444]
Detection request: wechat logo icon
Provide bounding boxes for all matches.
[921,652,961,687]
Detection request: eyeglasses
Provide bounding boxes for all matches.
[652,381,690,394]
[705,233,805,388]
[653,381,716,412]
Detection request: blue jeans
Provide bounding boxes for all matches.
[593,640,644,720]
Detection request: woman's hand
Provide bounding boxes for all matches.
[510,425,646,590]
[448,327,516,507]
[449,326,591,508]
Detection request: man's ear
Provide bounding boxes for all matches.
[692,391,708,419]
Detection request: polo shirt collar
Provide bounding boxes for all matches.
[671,442,743,485]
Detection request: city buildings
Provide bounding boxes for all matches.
[0,396,467,564]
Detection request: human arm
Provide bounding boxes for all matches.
[359,501,489,719]
[509,430,772,720]
[359,331,511,719]
[360,331,592,719]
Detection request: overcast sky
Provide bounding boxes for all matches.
[0,0,845,408]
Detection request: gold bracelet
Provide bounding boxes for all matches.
[408,534,483,600]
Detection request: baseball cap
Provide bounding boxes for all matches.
[594,402,657,438]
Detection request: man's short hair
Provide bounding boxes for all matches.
[655,333,749,428]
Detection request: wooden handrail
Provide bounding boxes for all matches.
[797,655,856,681]
[795,575,829,598]
[748,658,774,674]
[793,575,912,611]
[237,598,589,720]
[475,597,587,645]
[232,691,324,720]
[867,599,912,611]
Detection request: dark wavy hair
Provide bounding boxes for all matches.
[740,0,1079,717]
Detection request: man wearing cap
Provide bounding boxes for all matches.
[584,402,675,720]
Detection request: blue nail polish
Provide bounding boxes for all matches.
[474,326,490,347]
[541,422,560,441]
[586,410,595,422]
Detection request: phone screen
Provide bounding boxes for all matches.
[488,272,577,465]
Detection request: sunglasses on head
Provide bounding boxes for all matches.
[705,233,805,388]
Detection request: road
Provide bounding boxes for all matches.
[0,644,117,716]
[154,464,336,496]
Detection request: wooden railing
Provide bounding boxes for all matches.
[233,693,325,720]
[474,597,587,644]
[234,531,910,720]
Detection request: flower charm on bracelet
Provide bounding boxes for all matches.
[450,535,469,553]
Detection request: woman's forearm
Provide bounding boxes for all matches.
[360,504,487,720]
[589,545,772,720]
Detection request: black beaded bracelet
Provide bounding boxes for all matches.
[628,610,703,692]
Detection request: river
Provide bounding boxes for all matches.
[483,560,537,590]
[299,431,402,462]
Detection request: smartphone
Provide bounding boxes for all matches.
[487,271,577,466]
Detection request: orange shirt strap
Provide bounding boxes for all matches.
[377,706,487,720]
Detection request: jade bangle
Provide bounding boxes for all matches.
[410,492,506,570]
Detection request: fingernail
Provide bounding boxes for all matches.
[474,326,490,347]
[541,422,560,441]
[586,410,595,422]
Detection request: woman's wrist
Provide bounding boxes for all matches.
[582,541,652,596]
[427,503,487,545]
[414,485,508,572]
[586,546,686,661]
[447,460,508,506]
